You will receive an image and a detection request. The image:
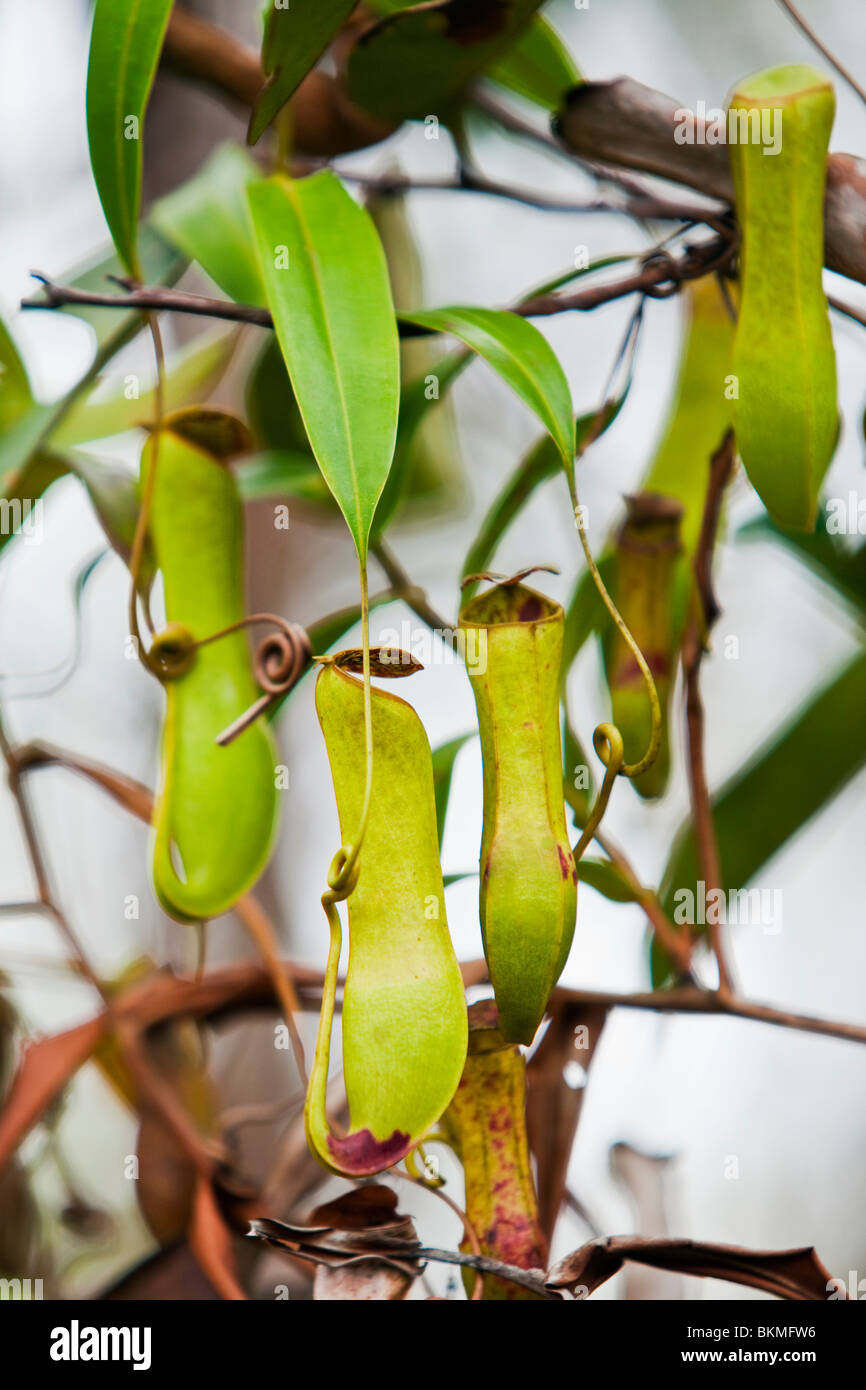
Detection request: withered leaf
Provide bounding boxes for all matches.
[461,564,559,589]
[546,1236,845,1301]
[249,1184,420,1300]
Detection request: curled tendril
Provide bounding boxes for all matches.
[305,565,375,1167]
[146,611,312,742]
[568,471,662,863]
[253,620,312,695]
[324,845,362,906]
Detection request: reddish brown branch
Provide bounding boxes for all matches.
[23,234,736,334]
[554,984,866,1048]
[160,6,394,157]
[555,78,866,286]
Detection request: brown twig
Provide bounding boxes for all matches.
[554,984,866,1048]
[370,1240,558,1300]
[23,234,736,338]
[371,539,457,644]
[681,430,737,995]
[593,830,693,980]
[235,894,307,1087]
[828,294,866,331]
[555,78,866,286]
[160,5,394,157]
[304,157,722,226]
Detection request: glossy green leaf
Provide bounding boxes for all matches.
[432,733,472,847]
[151,144,265,306]
[377,255,625,539]
[347,0,544,123]
[249,1,357,144]
[488,14,581,109]
[654,650,866,982]
[86,0,175,275]
[248,172,400,563]
[402,306,573,467]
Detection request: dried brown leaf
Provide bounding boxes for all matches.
[250,1184,420,1300]
[546,1235,845,1301]
[334,647,424,677]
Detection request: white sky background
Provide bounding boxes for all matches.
[0,0,865,1298]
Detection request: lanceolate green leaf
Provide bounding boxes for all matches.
[488,14,581,109]
[151,144,265,306]
[654,650,866,981]
[86,0,175,276]
[402,306,574,467]
[248,172,400,563]
[249,1,358,144]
